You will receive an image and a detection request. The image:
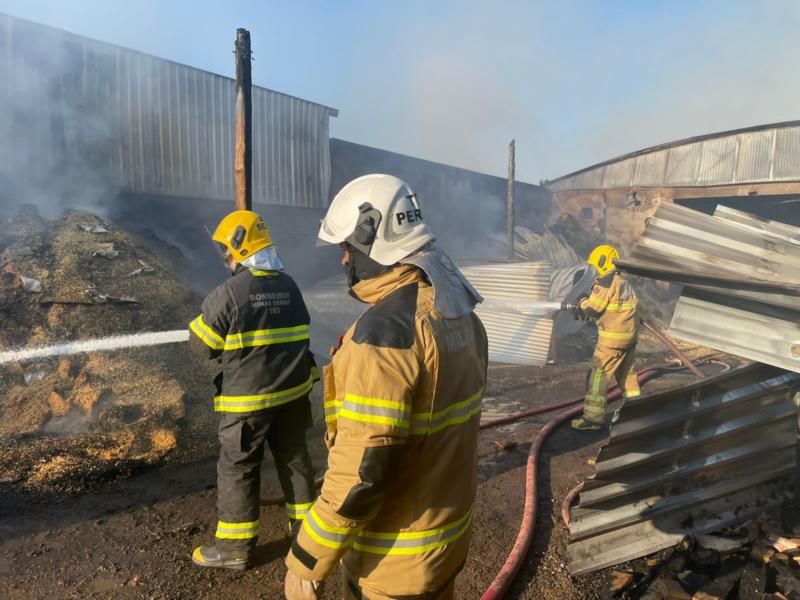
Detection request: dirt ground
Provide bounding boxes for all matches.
[0,331,730,600]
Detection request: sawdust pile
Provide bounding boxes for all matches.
[0,205,217,494]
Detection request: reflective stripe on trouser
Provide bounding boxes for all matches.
[342,571,456,600]
[353,509,473,556]
[215,396,315,551]
[286,501,313,522]
[582,344,640,424]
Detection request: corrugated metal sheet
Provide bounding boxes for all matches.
[617,203,800,310]
[632,151,667,187]
[492,227,581,268]
[670,294,800,373]
[615,203,800,373]
[567,363,800,575]
[460,262,553,366]
[735,128,773,182]
[0,12,336,208]
[547,121,800,192]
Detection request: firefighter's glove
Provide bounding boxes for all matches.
[285,570,325,600]
[573,296,589,321]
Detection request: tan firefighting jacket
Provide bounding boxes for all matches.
[285,265,489,596]
[579,270,638,349]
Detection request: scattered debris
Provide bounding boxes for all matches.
[127,259,154,277]
[696,533,747,554]
[78,224,109,234]
[85,285,138,304]
[20,276,42,293]
[23,369,47,384]
[492,225,581,268]
[769,536,800,554]
[603,514,800,599]
[92,243,119,259]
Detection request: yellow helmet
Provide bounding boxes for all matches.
[212,210,273,263]
[587,244,620,277]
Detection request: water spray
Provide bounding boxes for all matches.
[479,300,577,317]
[0,330,190,365]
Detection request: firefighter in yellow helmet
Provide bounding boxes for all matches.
[188,210,318,570]
[284,174,489,599]
[571,244,640,431]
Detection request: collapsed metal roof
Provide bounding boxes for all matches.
[567,363,800,575]
[615,202,800,372]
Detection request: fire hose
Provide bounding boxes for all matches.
[478,366,672,600]
[479,357,729,599]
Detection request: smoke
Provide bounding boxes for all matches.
[0,14,120,219]
[402,55,536,178]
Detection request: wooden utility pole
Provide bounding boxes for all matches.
[234,28,253,211]
[506,139,516,260]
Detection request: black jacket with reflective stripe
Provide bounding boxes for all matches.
[188,268,316,413]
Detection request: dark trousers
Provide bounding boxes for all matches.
[215,396,315,552]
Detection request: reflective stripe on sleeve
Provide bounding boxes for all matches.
[189,314,225,350]
[311,366,320,382]
[410,389,483,435]
[604,300,638,312]
[215,519,260,540]
[353,508,473,556]
[586,295,609,311]
[334,394,411,429]
[324,399,340,424]
[302,506,361,550]
[286,501,314,521]
[214,374,314,412]
[598,330,636,341]
[224,324,310,350]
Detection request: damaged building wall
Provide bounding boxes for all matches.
[0,12,338,210]
[331,139,552,260]
[545,121,800,254]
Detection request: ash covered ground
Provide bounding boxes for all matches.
[0,205,217,495]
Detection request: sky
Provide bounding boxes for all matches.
[2,0,798,183]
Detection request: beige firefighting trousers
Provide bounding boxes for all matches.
[582,343,640,424]
[342,570,455,599]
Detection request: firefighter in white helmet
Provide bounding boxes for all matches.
[570,244,640,431]
[284,174,489,600]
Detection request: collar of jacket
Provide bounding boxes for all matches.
[350,264,426,304]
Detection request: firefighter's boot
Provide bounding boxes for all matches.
[570,417,602,431]
[191,545,251,571]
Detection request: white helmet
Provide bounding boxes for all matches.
[318,174,435,265]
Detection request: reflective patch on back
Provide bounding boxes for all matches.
[352,284,418,349]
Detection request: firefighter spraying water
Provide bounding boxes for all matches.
[187,209,319,571]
